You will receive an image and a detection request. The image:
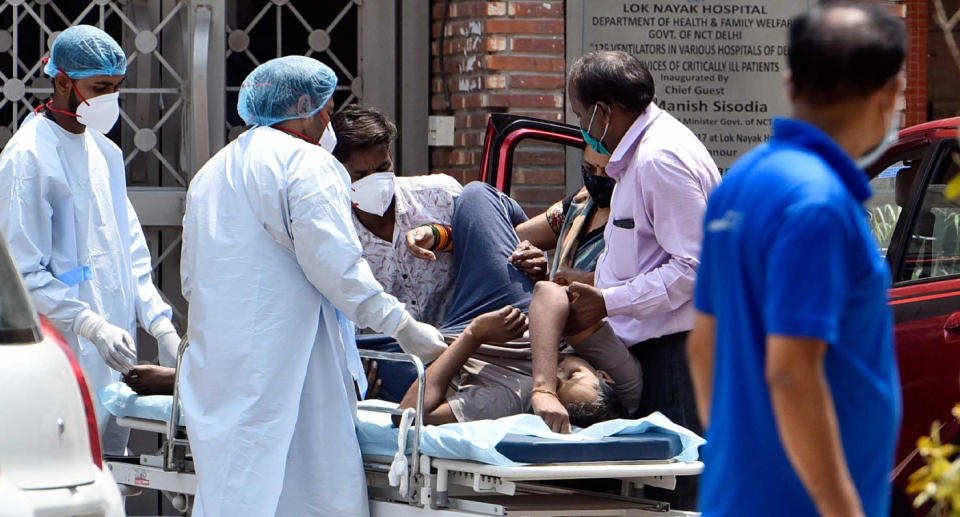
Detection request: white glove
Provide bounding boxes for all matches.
[390,312,447,363]
[149,317,181,368]
[73,310,137,374]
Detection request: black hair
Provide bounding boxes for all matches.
[330,104,398,162]
[568,51,655,114]
[788,2,905,104]
[566,376,626,429]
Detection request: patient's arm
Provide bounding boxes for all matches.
[528,281,573,433]
[399,306,528,425]
[552,265,595,287]
[123,365,176,396]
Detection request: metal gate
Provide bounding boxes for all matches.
[0,1,426,514]
[0,0,382,331]
[0,2,404,512]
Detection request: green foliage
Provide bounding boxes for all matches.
[868,204,902,246]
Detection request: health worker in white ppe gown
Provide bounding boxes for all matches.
[0,25,181,455]
[179,56,447,517]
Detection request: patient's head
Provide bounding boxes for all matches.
[556,355,625,427]
[331,105,397,183]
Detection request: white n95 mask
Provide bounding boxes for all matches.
[320,122,337,153]
[76,91,120,134]
[856,115,900,170]
[351,172,395,216]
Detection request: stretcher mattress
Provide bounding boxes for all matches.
[494,431,682,463]
[99,382,184,423]
[98,383,704,467]
[357,400,704,467]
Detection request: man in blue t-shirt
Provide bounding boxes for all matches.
[688,4,905,517]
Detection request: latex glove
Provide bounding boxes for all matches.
[73,310,137,374]
[149,317,181,368]
[390,312,447,362]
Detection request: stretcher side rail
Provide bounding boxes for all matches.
[165,336,190,472]
[358,348,427,504]
[106,336,196,514]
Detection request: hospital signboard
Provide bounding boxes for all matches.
[566,0,813,172]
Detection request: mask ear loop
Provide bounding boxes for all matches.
[317,109,332,134]
[34,58,89,118]
[272,125,321,146]
[596,104,610,143]
[584,104,610,145]
[584,104,599,135]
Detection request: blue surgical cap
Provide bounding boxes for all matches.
[44,25,126,79]
[237,56,338,127]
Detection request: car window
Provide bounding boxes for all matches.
[0,232,41,343]
[866,147,927,256]
[898,146,960,282]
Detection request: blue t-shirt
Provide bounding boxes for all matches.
[694,118,901,516]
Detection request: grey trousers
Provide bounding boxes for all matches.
[630,331,702,511]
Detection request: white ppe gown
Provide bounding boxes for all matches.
[180,126,407,517]
[0,114,173,454]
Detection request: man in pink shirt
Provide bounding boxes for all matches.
[530,50,719,510]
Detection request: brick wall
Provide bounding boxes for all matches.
[861,0,925,125]
[905,0,928,126]
[429,0,566,215]
[426,0,927,209]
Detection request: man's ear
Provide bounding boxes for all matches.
[884,72,906,113]
[597,370,615,384]
[54,74,72,96]
[783,70,796,105]
[595,101,612,119]
[296,94,314,118]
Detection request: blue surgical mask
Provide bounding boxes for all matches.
[580,104,611,156]
[856,113,900,170]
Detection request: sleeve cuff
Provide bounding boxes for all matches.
[693,298,713,315]
[148,316,177,338]
[601,285,634,317]
[766,314,837,343]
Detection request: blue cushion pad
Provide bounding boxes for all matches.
[494,430,682,463]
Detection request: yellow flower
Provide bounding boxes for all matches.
[908,416,960,514]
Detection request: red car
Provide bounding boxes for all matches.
[479,114,960,515]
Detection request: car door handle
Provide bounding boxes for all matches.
[943,312,960,333]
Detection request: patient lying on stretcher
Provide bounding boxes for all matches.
[122,300,640,432]
[397,305,641,429]
[123,303,630,431]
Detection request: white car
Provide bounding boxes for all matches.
[0,233,123,517]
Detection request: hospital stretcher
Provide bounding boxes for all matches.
[104,340,703,516]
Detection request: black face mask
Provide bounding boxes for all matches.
[582,165,615,208]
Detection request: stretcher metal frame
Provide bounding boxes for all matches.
[106,344,703,516]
